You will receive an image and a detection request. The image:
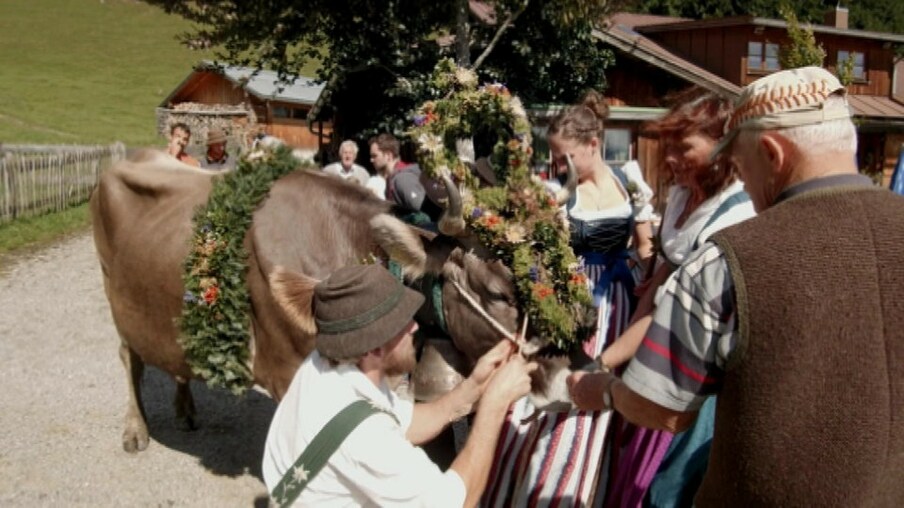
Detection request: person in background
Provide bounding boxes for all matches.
[262,264,536,507]
[166,122,199,167]
[568,66,904,507]
[323,140,370,186]
[369,133,441,222]
[483,90,655,507]
[599,90,755,508]
[200,127,234,171]
[365,164,388,199]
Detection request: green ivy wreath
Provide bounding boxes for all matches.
[179,145,305,394]
[409,59,594,350]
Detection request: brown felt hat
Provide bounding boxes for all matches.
[314,264,424,360]
[207,127,228,145]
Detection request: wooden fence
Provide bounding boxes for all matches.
[0,143,126,224]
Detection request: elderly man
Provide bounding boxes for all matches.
[569,66,904,506]
[200,127,234,170]
[323,140,370,186]
[262,264,536,507]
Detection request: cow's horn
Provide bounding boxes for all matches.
[438,173,465,237]
[555,153,579,206]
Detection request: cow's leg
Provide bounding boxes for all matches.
[119,342,149,453]
[173,376,196,431]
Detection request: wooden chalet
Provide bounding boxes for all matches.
[158,61,330,159]
[588,8,904,204]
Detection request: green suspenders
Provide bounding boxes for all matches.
[270,399,399,507]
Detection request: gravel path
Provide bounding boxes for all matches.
[0,231,275,507]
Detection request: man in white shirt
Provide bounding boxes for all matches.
[323,140,370,186]
[262,264,535,507]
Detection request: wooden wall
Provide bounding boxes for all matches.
[649,25,896,96]
[166,72,328,152]
[165,72,249,105]
[266,121,331,151]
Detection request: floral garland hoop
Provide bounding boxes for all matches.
[409,59,595,350]
[179,145,304,395]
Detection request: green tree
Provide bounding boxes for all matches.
[633,0,903,34]
[143,0,620,143]
[778,3,826,69]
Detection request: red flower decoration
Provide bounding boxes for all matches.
[203,286,219,305]
[533,284,554,299]
[482,214,502,227]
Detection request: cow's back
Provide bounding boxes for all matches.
[92,154,396,398]
[245,170,394,397]
[91,151,214,377]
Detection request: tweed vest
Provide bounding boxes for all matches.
[702,185,904,507]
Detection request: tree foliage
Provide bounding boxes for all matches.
[633,0,904,34]
[777,3,826,70]
[143,0,619,144]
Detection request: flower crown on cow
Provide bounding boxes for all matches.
[408,59,594,350]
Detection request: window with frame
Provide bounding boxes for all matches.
[838,50,866,80]
[748,41,780,72]
[271,106,307,120]
[604,128,632,167]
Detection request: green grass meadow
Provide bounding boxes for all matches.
[0,0,214,147]
[0,1,320,255]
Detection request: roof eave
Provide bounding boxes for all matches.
[592,27,741,98]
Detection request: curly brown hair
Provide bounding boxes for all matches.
[548,90,610,144]
[643,88,737,197]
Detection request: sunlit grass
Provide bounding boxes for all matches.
[0,203,91,256]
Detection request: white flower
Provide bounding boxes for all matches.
[292,464,310,483]
[508,97,527,120]
[455,67,478,88]
[418,133,444,154]
[505,224,528,243]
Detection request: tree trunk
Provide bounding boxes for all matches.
[455,0,471,67]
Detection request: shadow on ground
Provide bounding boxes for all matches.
[141,366,276,480]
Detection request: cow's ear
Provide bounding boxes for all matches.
[370,214,427,279]
[269,266,320,336]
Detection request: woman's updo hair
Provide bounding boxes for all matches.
[644,87,737,196]
[548,90,610,144]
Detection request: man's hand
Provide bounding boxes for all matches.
[166,137,183,157]
[481,355,537,410]
[468,339,516,391]
[566,370,612,411]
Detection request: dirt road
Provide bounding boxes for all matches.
[0,231,274,507]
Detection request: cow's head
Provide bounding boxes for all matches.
[370,168,596,408]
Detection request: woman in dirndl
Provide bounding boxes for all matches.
[482,90,655,507]
[587,90,756,508]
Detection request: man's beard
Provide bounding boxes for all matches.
[384,348,417,378]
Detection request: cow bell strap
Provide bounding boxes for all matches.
[270,399,398,507]
[387,260,448,335]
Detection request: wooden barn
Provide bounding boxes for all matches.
[157,61,330,159]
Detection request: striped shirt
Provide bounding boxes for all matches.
[622,242,738,412]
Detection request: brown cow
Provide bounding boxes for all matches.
[91,149,581,453]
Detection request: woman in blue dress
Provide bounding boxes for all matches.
[483,91,655,507]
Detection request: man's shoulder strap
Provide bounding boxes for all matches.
[270,399,398,507]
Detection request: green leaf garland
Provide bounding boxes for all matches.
[409,59,594,350]
[179,145,306,394]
